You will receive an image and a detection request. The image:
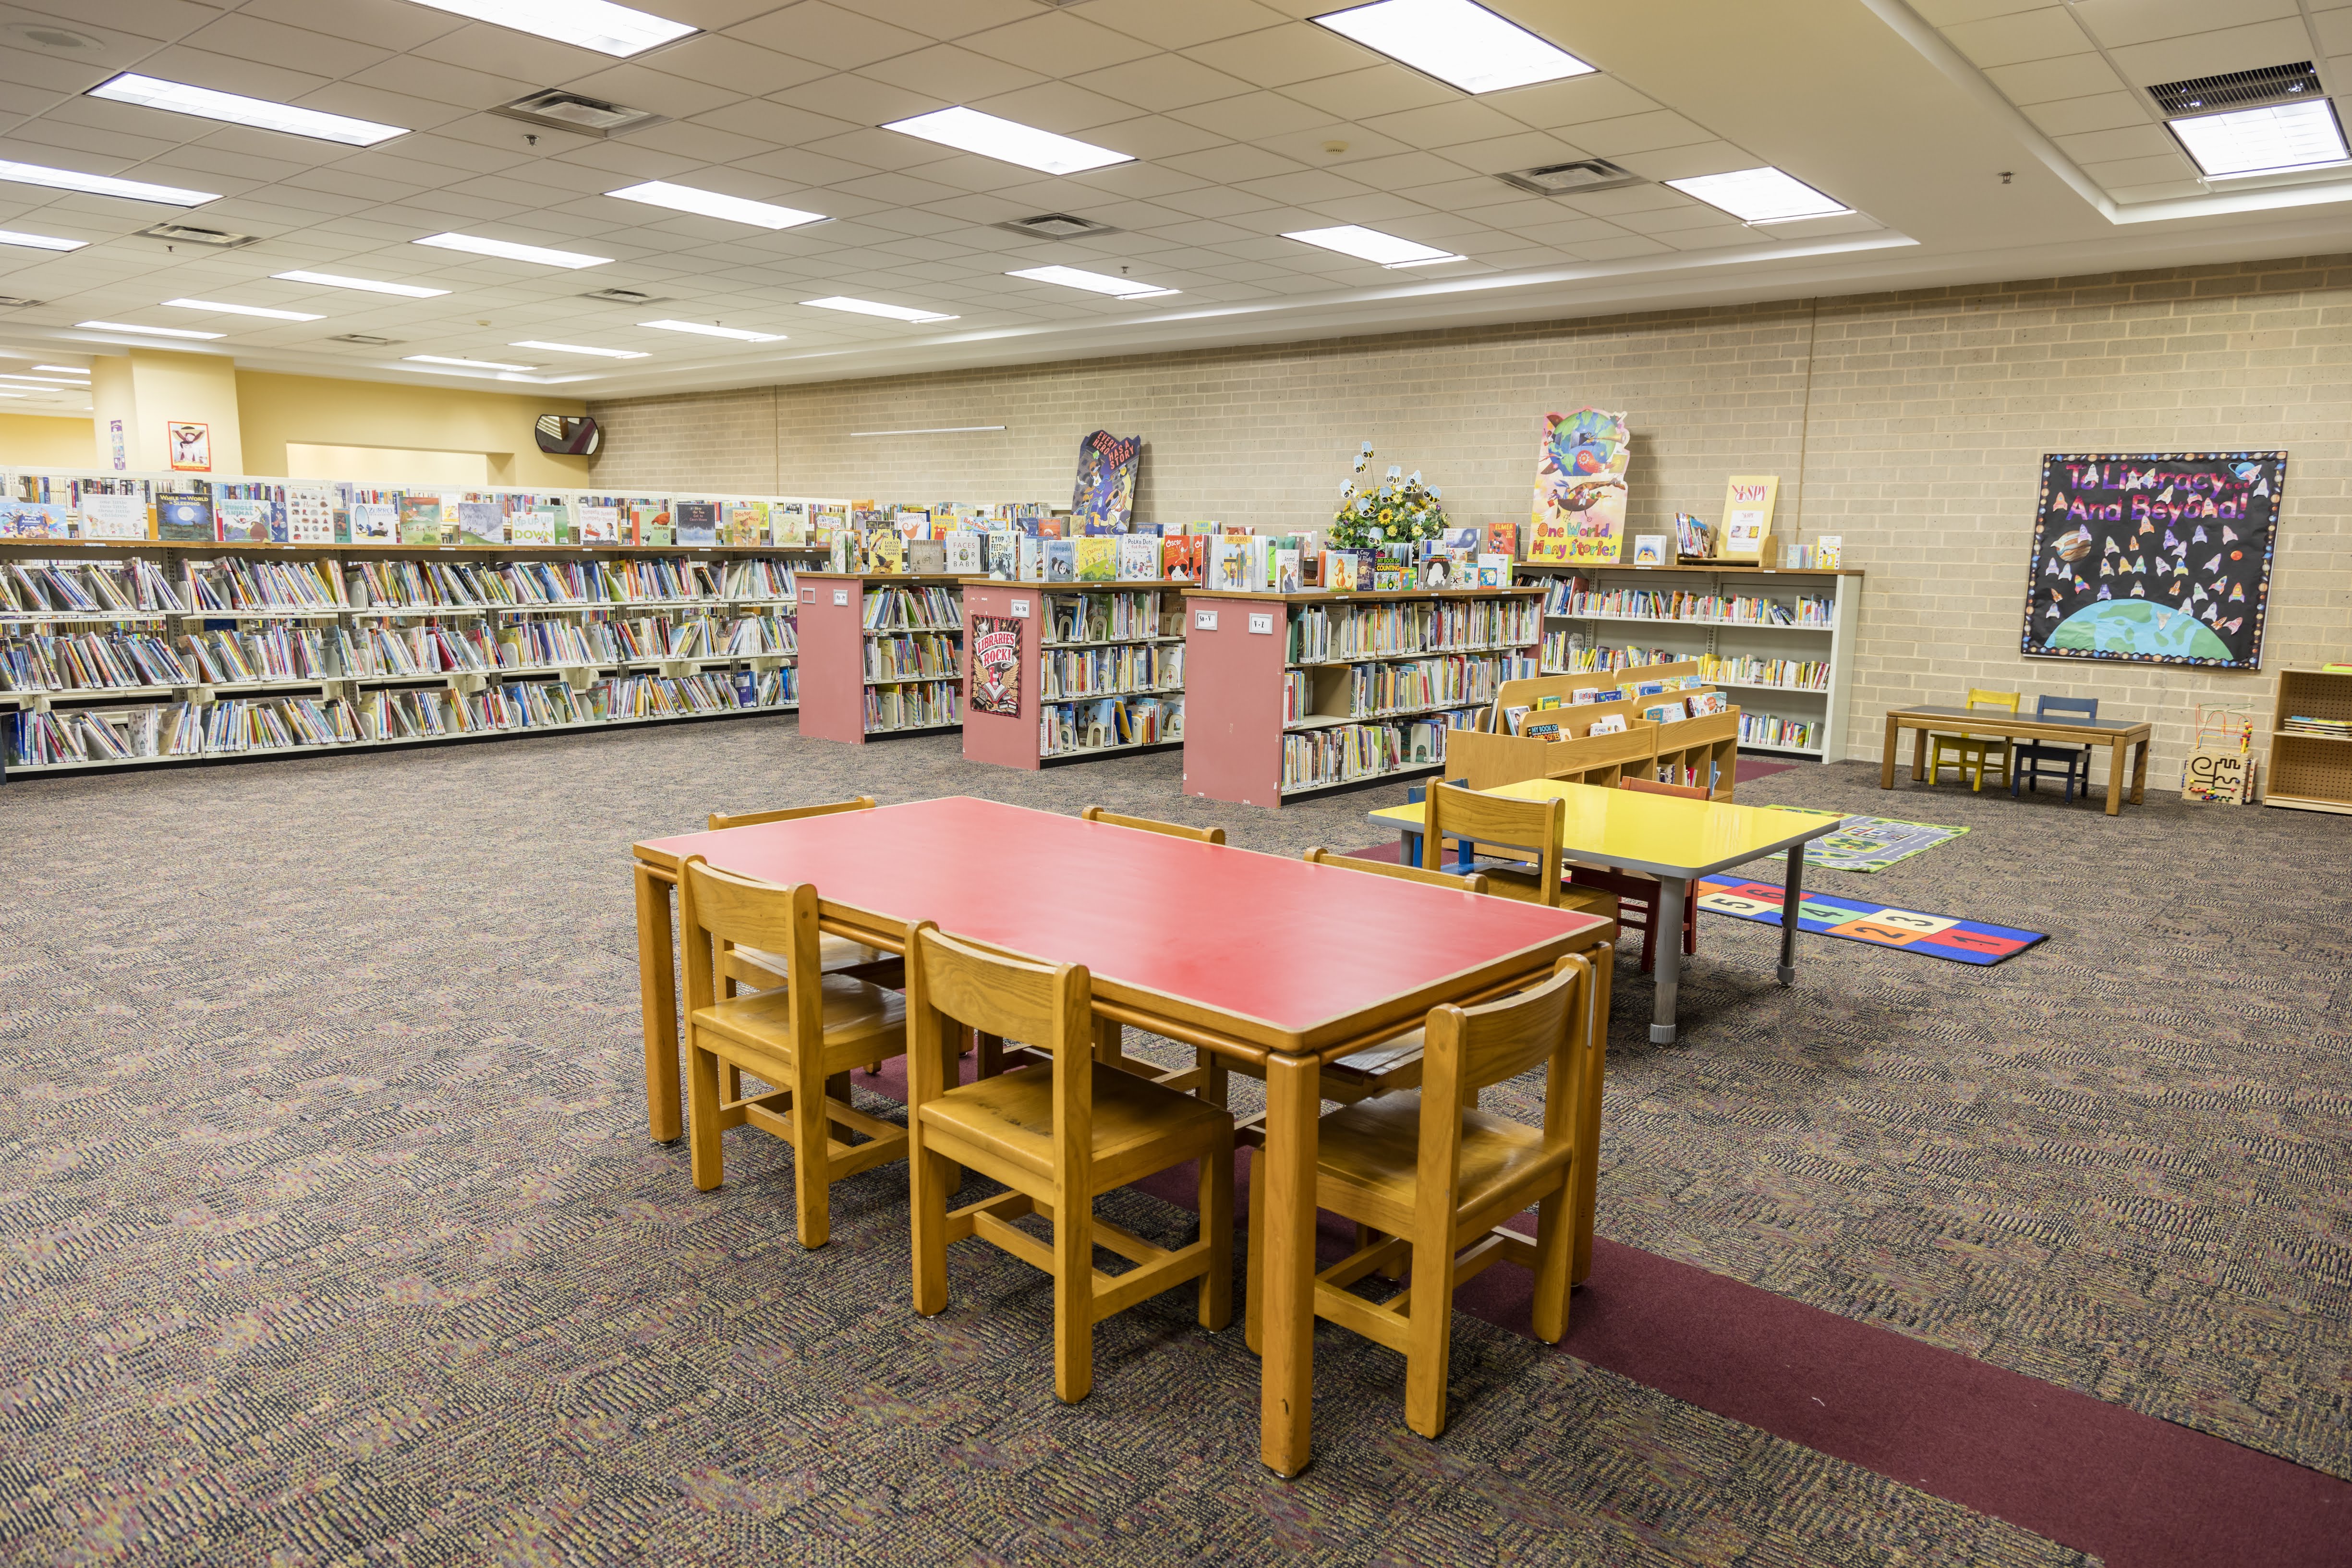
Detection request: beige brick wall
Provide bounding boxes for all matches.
[590,253,2352,780]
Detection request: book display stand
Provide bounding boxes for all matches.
[1181,585,1543,807]
[0,539,821,774]
[794,572,967,744]
[1514,561,1860,760]
[961,581,1188,770]
[1480,660,1741,799]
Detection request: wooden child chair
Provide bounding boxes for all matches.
[1245,952,1596,1438]
[1563,778,1703,974]
[2012,695,2098,802]
[902,922,1234,1404]
[707,799,898,991]
[677,856,913,1249]
[1928,689,2020,791]
[1079,806,1224,1093]
[1422,782,1617,921]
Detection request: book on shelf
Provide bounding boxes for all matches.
[725,500,767,546]
[397,492,445,544]
[158,495,213,542]
[945,530,982,575]
[1588,714,1628,735]
[1075,537,1117,581]
[1017,535,1043,581]
[1210,538,1248,590]
[455,496,505,545]
[573,497,621,544]
[75,480,153,542]
[906,539,946,575]
[1118,535,1158,580]
[1045,541,1077,581]
[767,499,807,545]
[675,500,718,546]
[628,498,672,547]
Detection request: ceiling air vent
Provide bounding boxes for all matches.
[492,89,667,139]
[996,213,1119,240]
[582,286,670,305]
[329,333,396,346]
[135,221,258,248]
[1497,159,1643,197]
[2148,61,2321,117]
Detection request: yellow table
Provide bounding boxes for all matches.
[1370,779,1843,1043]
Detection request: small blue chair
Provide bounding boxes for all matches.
[2013,695,2097,802]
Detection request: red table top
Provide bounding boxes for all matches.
[636,796,1607,1056]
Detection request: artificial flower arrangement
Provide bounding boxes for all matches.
[1329,441,1447,550]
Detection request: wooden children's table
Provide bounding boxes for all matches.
[1369,779,1843,1044]
[1879,705,2152,814]
[630,796,1613,1479]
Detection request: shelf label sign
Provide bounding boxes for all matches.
[1009,598,1031,618]
[1247,612,1274,635]
[1194,609,1218,631]
[832,588,849,606]
[800,586,815,602]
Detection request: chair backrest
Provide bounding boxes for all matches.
[1424,782,1564,904]
[677,856,818,1028]
[904,921,1094,1176]
[1302,846,1488,894]
[708,796,876,831]
[2037,694,2097,722]
[1620,777,1708,800]
[1965,689,2021,714]
[1414,953,1594,1202]
[1079,805,1224,844]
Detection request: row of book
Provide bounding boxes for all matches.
[2,559,187,617]
[863,679,961,732]
[1539,636,1678,675]
[1041,643,1182,701]
[1040,695,1183,756]
[1279,711,1480,791]
[1288,599,1542,664]
[1544,581,1835,627]
[1700,653,1831,692]
[2281,715,2352,738]
[865,632,960,683]
[1739,713,1819,750]
[1344,654,1523,720]
[1044,591,1176,645]
[861,585,961,632]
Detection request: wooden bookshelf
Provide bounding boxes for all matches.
[1483,660,1740,799]
[962,580,1187,770]
[795,572,967,743]
[0,539,823,775]
[1182,585,1544,807]
[2264,667,2352,815]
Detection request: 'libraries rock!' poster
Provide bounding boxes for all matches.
[969,615,1022,716]
[2023,451,2284,670]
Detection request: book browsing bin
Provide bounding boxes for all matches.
[1469,660,1741,800]
[1514,561,1860,760]
[1182,585,1544,806]
[2264,667,2352,815]
[962,581,1187,769]
[795,573,966,743]
[0,539,819,775]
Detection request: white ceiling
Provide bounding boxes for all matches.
[0,0,2347,415]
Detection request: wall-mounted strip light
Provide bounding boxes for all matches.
[849,425,1008,437]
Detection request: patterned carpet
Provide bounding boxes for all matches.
[0,716,2337,1564]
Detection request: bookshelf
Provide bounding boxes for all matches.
[1514,561,1861,760]
[2264,667,2352,815]
[795,572,966,743]
[1182,585,1543,806]
[962,581,1187,769]
[0,539,822,774]
[1482,660,1741,799]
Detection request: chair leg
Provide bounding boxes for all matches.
[791,1052,831,1249]
[1054,1187,1094,1404]
[1528,1186,1573,1344]
[686,1040,725,1192]
[825,1069,856,1145]
[1198,1140,1233,1332]
[1199,1049,1228,1108]
[976,1031,1004,1079]
[1243,1149,1264,1354]
[1403,1222,1454,1440]
[911,1146,952,1315]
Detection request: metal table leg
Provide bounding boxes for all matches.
[1650,875,1686,1044]
[1778,842,1804,985]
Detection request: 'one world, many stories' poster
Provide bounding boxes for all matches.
[2021,451,2283,670]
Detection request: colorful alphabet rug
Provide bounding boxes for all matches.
[1694,876,2045,965]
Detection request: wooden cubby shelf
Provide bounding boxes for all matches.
[2265,668,2352,814]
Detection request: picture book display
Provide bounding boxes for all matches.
[1717,476,1777,561]
[969,614,1023,716]
[1528,408,1632,564]
[2022,451,2283,670]
[1071,430,1141,533]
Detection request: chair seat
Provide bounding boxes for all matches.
[730,936,890,989]
[690,974,907,1070]
[920,1063,1228,1194]
[1473,864,1619,919]
[1314,1093,1568,1238]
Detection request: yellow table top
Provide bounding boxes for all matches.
[1369,779,1840,879]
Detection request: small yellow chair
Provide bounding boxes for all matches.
[1928,689,2020,791]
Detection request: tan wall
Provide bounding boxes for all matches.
[129,349,243,473]
[586,253,2352,778]
[0,413,97,466]
[238,372,590,487]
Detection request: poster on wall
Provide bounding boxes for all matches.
[2022,451,2283,670]
[1071,430,1140,533]
[168,421,210,472]
[968,614,1023,716]
[1528,408,1632,563]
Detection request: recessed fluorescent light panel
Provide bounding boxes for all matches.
[404,0,696,58]
[799,296,959,324]
[510,339,647,358]
[0,229,84,252]
[1007,265,1178,299]
[162,297,323,321]
[34,366,90,375]
[1311,0,1597,95]
[76,320,224,339]
[413,232,611,269]
[2168,99,2350,176]
[882,106,1130,176]
[0,158,216,206]
[87,73,406,146]
[637,319,786,342]
[404,354,538,371]
[605,180,824,229]
[1665,166,1850,222]
[0,374,87,383]
[272,270,449,298]
[1281,224,1463,267]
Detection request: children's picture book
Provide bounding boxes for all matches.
[1477,551,1509,586]
[214,497,273,543]
[808,500,848,543]
[1814,535,1843,568]
[1076,536,1118,581]
[455,498,505,544]
[1119,535,1159,580]
[285,483,336,545]
[0,502,71,538]
[1572,687,1599,704]
[1071,429,1141,533]
[1017,535,1044,581]
[984,530,1018,577]
[1719,475,1777,561]
[968,614,1023,716]
[675,499,718,546]
[907,540,946,575]
[945,530,983,574]
[1162,535,1203,582]
[158,494,212,542]
[1631,534,1668,566]
[1210,538,1249,590]
[1642,699,1689,724]
[1688,691,1727,716]
[725,500,766,546]
[765,499,805,545]
[1045,540,1077,581]
[1373,559,1408,591]
[345,486,399,544]
[78,486,150,541]
[1521,714,1564,739]
[1326,549,1357,591]
[399,492,447,544]
[1275,546,1301,593]
[574,500,619,543]
[1529,407,1632,564]
[1588,714,1628,735]
[1634,681,1665,696]
[629,498,672,547]
[1483,522,1517,559]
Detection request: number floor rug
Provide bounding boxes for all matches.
[1695,875,2047,964]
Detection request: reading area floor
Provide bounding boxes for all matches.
[3,721,2348,1566]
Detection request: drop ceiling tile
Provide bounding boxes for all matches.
[1618,204,1751,236]
[2318,9,2352,54]
[1281,65,1455,121]
[1149,183,1285,219]
[1549,183,1695,217]
[1254,124,1418,166]
[2055,123,2180,165]
[0,120,182,165]
[2080,151,2196,186]
[780,71,945,130]
[1763,212,1886,238]
[1081,0,1293,50]
[1574,234,1673,261]
[1944,7,2089,69]
[1069,55,1258,113]
[643,37,836,98]
[967,80,1142,135]
[2072,0,2299,49]
[345,53,536,112]
[847,0,1043,40]
[2020,91,2155,137]
[2104,178,2207,201]
[1064,161,1214,199]
[156,143,315,185]
[109,42,336,103]
[405,19,623,85]
[956,12,1163,75]
[1489,73,1662,131]
[627,121,777,166]
[728,1,933,71]
[1162,143,1309,182]
[1507,215,1634,247]
[2107,20,2318,85]
[859,42,1047,101]
[830,170,981,208]
[1302,149,1464,193]
[177,12,399,79]
[551,140,711,180]
[691,98,860,148]
[1984,52,2126,103]
[1431,131,1593,176]
[1076,114,1231,161]
[889,151,1060,194]
[1394,174,1528,211]
[1168,90,1336,142]
[1554,109,1715,158]
[1181,23,1370,89]
[1611,142,1755,182]
[289,82,472,134]
[800,126,963,175]
[361,133,535,177]
[1358,99,1536,150]
[0,82,68,119]
[1295,193,1436,227]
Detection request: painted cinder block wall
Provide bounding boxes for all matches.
[587,252,2352,779]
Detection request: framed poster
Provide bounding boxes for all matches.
[1071,430,1140,533]
[2023,451,2283,670]
[168,421,210,472]
[1528,408,1631,563]
[968,614,1023,716]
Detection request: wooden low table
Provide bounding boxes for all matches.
[631,796,1615,1478]
[1880,705,2151,814]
